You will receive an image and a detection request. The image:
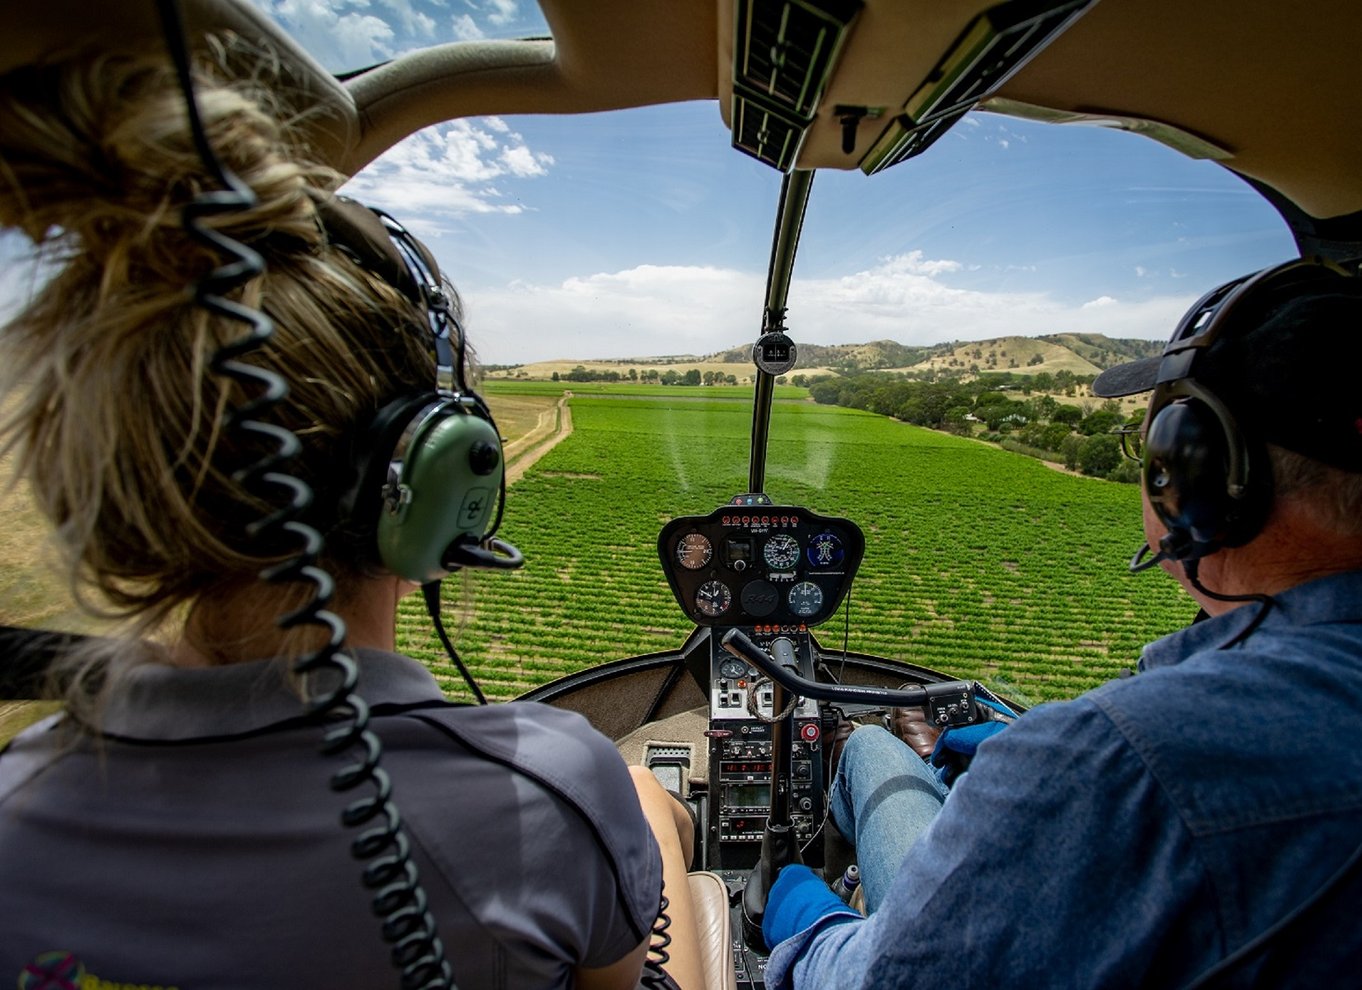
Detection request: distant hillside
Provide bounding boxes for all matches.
[906,336,1099,376]
[703,339,940,372]
[486,333,1159,382]
[1037,333,1164,369]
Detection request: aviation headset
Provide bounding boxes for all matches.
[1140,256,1356,565]
[318,196,517,584]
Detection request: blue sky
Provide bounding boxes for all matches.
[0,0,1297,366]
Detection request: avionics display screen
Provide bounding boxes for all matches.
[726,783,770,808]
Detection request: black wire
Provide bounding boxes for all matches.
[154,3,453,985]
[838,579,853,685]
[421,581,488,704]
[1184,561,1275,649]
[638,888,673,989]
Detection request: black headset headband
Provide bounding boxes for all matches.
[315,195,466,394]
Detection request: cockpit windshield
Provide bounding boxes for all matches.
[251,0,553,76]
[0,2,1298,710]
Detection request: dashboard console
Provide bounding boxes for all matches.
[659,497,865,868]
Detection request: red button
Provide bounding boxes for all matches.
[801,723,820,742]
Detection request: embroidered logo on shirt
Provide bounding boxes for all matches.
[19,952,180,990]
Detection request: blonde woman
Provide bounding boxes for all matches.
[0,43,701,990]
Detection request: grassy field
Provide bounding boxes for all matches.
[3,382,1194,717]
[402,386,1193,703]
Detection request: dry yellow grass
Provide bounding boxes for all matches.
[482,392,559,440]
[906,336,1102,376]
[0,389,558,633]
[490,359,758,382]
[0,390,96,634]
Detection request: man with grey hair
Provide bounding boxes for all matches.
[760,257,1362,989]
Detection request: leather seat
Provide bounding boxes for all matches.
[687,871,738,990]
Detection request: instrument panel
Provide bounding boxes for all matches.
[657,500,865,627]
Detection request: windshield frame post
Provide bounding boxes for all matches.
[749,168,815,495]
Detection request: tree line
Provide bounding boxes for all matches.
[550,366,741,385]
[806,371,1142,482]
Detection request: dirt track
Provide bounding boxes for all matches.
[503,393,573,485]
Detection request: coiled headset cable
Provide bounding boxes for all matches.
[155,2,453,985]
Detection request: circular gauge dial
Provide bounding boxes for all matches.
[676,532,713,570]
[763,533,801,570]
[695,580,732,617]
[719,658,748,679]
[787,581,824,618]
[806,531,845,568]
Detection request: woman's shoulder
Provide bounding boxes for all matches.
[398,701,636,808]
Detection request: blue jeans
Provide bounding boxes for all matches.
[828,725,948,914]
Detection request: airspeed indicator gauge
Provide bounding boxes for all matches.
[788,581,824,618]
[763,533,800,570]
[676,533,713,570]
[695,580,732,617]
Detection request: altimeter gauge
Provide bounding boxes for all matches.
[695,580,733,617]
[787,581,824,618]
[676,532,713,570]
[763,533,801,570]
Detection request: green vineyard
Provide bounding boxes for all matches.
[398,385,1195,704]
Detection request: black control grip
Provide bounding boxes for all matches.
[720,628,978,727]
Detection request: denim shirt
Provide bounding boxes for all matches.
[768,569,1362,989]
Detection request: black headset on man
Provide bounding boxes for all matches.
[1103,256,1359,581]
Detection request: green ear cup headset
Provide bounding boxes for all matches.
[320,197,523,583]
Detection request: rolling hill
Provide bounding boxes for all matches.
[487,333,1162,382]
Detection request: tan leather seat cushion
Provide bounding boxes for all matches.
[688,871,737,990]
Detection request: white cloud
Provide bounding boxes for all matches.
[254,0,396,71]
[1135,265,1149,277]
[468,266,764,363]
[341,119,554,230]
[483,0,518,26]
[501,144,553,177]
[378,0,436,37]
[451,13,486,40]
[459,252,1195,365]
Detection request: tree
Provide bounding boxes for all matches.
[682,369,702,386]
[660,370,680,385]
[1052,404,1083,426]
[1061,435,1083,471]
[551,371,560,382]
[1079,409,1123,436]
[1078,435,1123,477]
